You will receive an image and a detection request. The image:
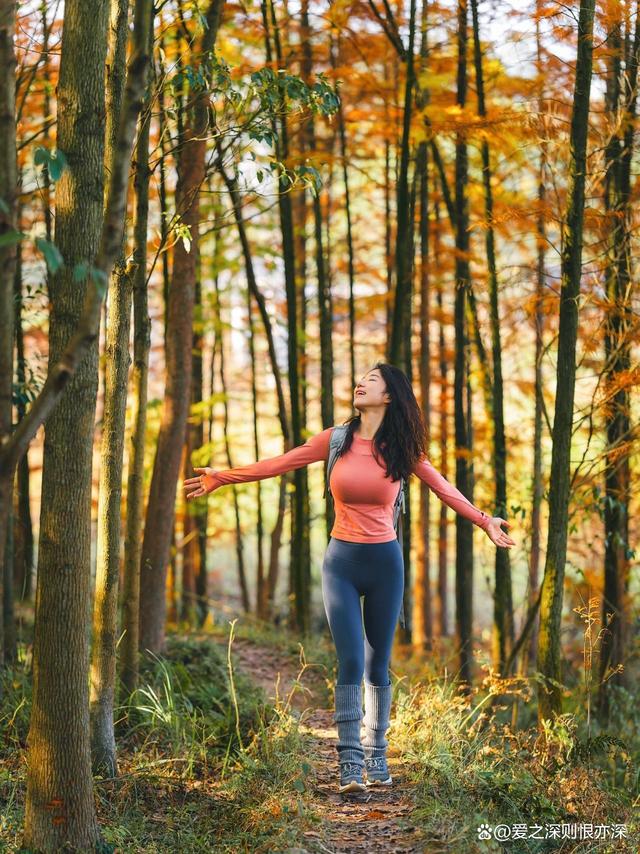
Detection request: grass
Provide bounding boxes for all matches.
[0,625,321,853]
[388,636,640,853]
[2,605,639,852]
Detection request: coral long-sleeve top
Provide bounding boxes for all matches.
[208,427,492,543]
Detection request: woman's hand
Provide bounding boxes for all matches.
[184,467,219,500]
[484,517,516,549]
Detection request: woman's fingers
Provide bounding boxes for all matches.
[185,486,205,500]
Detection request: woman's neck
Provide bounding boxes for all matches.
[356,411,385,440]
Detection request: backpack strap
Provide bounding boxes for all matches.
[323,425,349,499]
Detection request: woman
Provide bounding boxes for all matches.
[184,362,515,794]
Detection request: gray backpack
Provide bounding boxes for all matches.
[323,424,407,629]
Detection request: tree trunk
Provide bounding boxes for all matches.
[388,0,417,369]
[0,0,18,674]
[183,274,207,626]
[536,0,595,725]
[139,0,225,653]
[264,0,309,633]
[214,273,250,613]
[23,0,110,844]
[453,0,475,689]
[598,3,638,719]
[413,0,432,652]
[334,31,357,396]
[523,1,547,676]
[89,0,131,780]
[19,0,155,833]
[246,280,266,617]
[121,9,154,694]
[469,0,513,675]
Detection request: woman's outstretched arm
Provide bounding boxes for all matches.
[184,426,333,499]
[413,455,491,529]
[413,456,515,548]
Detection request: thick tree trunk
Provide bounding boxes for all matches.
[89,0,131,780]
[139,0,225,653]
[23,0,109,845]
[20,0,155,838]
[536,0,595,724]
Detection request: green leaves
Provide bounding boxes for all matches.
[0,229,26,248]
[34,146,68,181]
[35,237,64,274]
[72,262,109,298]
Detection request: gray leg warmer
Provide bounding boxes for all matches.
[334,683,365,769]
[362,680,393,759]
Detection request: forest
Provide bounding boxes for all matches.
[0,0,638,851]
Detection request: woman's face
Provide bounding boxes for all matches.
[353,369,391,411]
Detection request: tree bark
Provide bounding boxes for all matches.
[89,0,131,780]
[435,200,450,638]
[413,0,432,651]
[121,9,154,695]
[23,0,110,844]
[470,0,513,675]
[263,0,309,633]
[536,0,595,724]
[0,0,17,673]
[598,1,638,719]
[453,0,475,689]
[213,273,250,613]
[21,0,154,841]
[139,0,225,653]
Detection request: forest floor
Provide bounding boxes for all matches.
[211,631,425,853]
[2,615,637,852]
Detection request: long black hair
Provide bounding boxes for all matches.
[338,361,427,482]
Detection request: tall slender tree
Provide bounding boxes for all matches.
[598,0,638,718]
[139,0,226,653]
[413,0,433,651]
[90,0,132,779]
[121,5,154,695]
[537,0,596,724]
[470,0,513,674]
[453,0,476,688]
[0,0,17,672]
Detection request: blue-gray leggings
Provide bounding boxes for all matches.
[321,536,404,687]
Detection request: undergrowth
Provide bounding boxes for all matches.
[0,625,319,853]
[391,669,639,853]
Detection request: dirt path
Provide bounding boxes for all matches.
[221,635,425,853]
